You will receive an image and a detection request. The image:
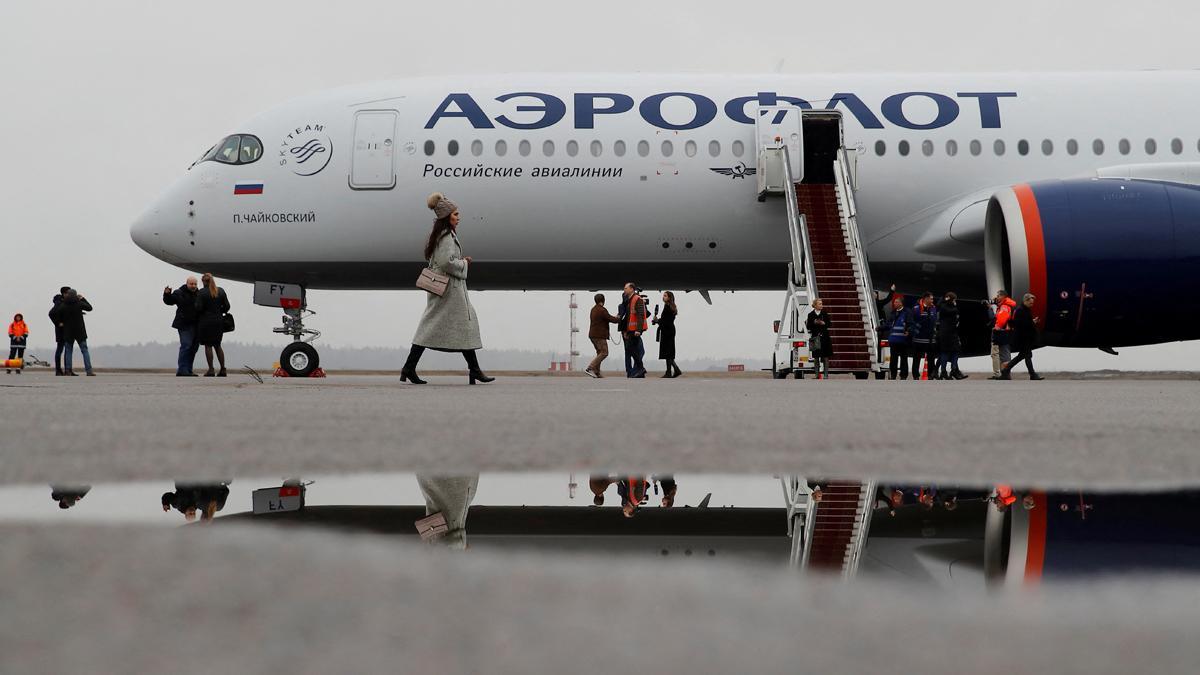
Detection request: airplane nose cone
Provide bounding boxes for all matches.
[130,207,160,255]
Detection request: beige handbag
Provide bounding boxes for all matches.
[416,266,449,296]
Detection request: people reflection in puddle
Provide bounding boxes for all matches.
[874,485,965,516]
[161,482,231,523]
[591,474,678,517]
[415,475,478,549]
[49,484,91,510]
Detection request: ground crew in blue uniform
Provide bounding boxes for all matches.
[884,296,911,380]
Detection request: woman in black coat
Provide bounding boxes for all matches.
[935,292,966,380]
[652,291,681,378]
[1002,293,1044,380]
[805,298,834,379]
[195,272,231,377]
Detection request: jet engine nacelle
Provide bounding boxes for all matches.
[985,490,1200,585]
[984,178,1200,348]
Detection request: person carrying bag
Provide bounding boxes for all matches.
[400,193,494,386]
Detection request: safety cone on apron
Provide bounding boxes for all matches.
[921,356,930,381]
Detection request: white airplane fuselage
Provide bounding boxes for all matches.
[131,72,1200,300]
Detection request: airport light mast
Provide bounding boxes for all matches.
[569,292,580,372]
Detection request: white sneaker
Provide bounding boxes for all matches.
[584,368,599,378]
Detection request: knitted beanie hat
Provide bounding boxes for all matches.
[427,192,458,220]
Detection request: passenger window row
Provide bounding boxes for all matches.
[423,139,746,159]
[874,137,1191,158]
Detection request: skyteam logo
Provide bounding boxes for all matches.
[710,162,755,179]
[279,123,333,176]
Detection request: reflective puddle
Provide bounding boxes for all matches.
[5,474,1200,588]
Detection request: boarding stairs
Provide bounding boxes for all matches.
[759,107,880,379]
[782,477,877,577]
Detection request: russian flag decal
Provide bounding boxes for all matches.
[234,183,264,195]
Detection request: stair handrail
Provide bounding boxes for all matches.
[844,480,878,578]
[834,148,879,362]
[781,145,818,299]
[799,488,818,568]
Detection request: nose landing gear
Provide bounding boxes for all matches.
[252,282,326,377]
[274,305,323,377]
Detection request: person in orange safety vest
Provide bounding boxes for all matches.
[7,313,29,374]
[617,282,647,378]
[990,291,1018,380]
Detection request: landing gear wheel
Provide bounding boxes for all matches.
[281,342,319,377]
[874,370,887,380]
[853,371,869,380]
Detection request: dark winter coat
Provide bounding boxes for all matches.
[910,302,938,346]
[936,300,962,353]
[806,309,834,358]
[164,285,200,330]
[195,288,230,347]
[52,296,92,343]
[1011,304,1038,351]
[49,294,64,342]
[656,305,677,360]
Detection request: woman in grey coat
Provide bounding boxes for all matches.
[400,193,494,385]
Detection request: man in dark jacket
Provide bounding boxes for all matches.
[936,292,967,380]
[585,293,620,378]
[909,292,938,380]
[163,277,201,376]
[49,286,69,375]
[1002,293,1044,380]
[51,289,94,376]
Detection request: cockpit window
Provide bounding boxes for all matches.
[239,136,263,162]
[198,134,263,166]
[214,136,242,164]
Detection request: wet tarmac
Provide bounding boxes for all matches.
[7,373,1200,673]
[2,372,1200,486]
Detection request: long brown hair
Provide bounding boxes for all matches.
[201,272,218,298]
[423,216,454,261]
[663,291,678,315]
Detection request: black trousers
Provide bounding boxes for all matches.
[911,343,935,376]
[1007,348,1037,375]
[889,343,910,379]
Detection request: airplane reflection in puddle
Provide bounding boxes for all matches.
[6,474,1200,586]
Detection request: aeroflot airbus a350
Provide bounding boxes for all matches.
[131,72,1200,373]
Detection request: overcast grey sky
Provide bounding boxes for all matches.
[3,0,1200,369]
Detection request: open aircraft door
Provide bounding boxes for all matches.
[349,110,397,190]
[756,105,803,197]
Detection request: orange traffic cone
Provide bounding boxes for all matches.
[920,357,930,381]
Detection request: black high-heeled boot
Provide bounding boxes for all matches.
[463,350,494,385]
[400,345,427,384]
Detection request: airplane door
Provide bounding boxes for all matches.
[350,110,397,189]
[755,105,803,185]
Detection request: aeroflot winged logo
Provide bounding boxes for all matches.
[710,162,755,179]
[280,123,333,176]
[424,91,1017,131]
